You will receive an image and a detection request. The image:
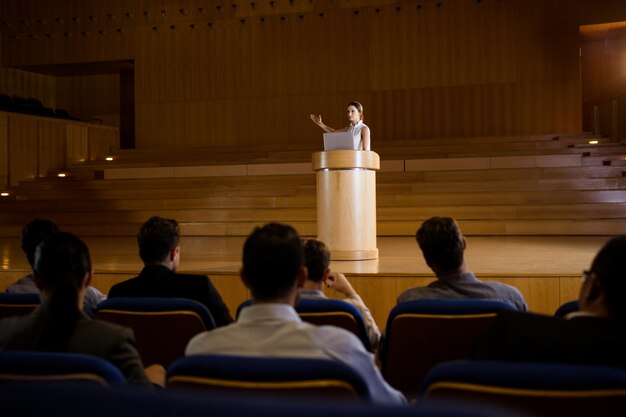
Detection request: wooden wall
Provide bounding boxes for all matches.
[0,112,118,188]
[1,0,626,149]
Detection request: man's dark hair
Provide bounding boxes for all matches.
[416,216,464,272]
[589,236,626,321]
[303,239,330,283]
[21,219,60,267]
[242,223,304,300]
[137,216,180,264]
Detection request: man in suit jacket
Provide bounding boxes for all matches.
[108,216,233,327]
[472,236,626,368]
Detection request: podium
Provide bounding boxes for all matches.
[312,150,380,261]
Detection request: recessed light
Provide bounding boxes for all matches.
[105,156,114,161]
[588,140,599,145]
[0,192,9,197]
[58,173,67,178]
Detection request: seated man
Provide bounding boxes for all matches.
[108,216,232,327]
[186,223,405,405]
[472,236,626,368]
[301,239,381,350]
[6,219,106,318]
[397,216,527,311]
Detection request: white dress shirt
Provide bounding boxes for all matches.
[186,303,405,405]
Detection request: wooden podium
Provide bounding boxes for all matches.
[312,150,380,261]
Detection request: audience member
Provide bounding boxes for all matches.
[6,219,106,318]
[0,232,163,387]
[396,217,527,311]
[186,223,405,404]
[108,216,232,326]
[472,236,626,368]
[301,239,381,349]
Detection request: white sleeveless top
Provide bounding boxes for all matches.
[348,120,368,150]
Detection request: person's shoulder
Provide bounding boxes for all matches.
[107,276,140,295]
[79,318,135,340]
[314,323,366,349]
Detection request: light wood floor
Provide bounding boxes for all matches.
[0,234,610,326]
[0,235,609,276]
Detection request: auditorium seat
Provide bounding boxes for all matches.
[95,297,215,367]
[167,354,371,402]
[554,300,578,317]
[0,293,40,319]
[237,298,372,351]
[0,351,126,386]
[419,360,626,417]
[2,380,521,417]
[379,299,516,398]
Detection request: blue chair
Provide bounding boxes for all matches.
[380,299,516,398]
[420,360,626,417]
[0,351,125,386]
[237,298,372,351]
[554,300,578,317]
[0,293,40,319]
[95,297,215,367]
[167,354,371,402]
[2,381,523,417]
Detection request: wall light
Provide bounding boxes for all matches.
[58,173,67,178]
[105,156,114,161]
[0,192,9,197]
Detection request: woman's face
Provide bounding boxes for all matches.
[346,105,361,124]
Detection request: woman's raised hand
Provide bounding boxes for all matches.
[310,114,323,125]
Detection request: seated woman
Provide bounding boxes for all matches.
[0,232,164,387]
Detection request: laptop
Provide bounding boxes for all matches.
[323,132,360,151]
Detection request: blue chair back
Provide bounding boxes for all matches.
[237,298,371,351]
[0,351,125,386]
[96,297,215,367]
[380,299,516,398]
[420,360,626,417]
[554,300,578,317]
[0,293,40,319]
[167,354,370,402]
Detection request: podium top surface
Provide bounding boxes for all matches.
[311,150,380,171]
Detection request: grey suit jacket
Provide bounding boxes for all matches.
[0,306,151,387]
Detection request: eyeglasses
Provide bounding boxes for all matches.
[582,270,592,282]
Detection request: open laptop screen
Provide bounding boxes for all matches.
[323,132,360,151]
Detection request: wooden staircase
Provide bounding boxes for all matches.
[1,133,625,238]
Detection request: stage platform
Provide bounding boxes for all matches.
[0,235,610,328]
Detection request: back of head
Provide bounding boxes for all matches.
[303,239,330,283]
[21,219,60,267]
[33,232,91,351]
[137,216,179,264]
[242,223,304,300]
[589,236,626,321]
[416,216,464,272]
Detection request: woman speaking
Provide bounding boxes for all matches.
[310,101,371,151]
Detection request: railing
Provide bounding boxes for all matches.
[593,94,626,142]
[0,111,118,189]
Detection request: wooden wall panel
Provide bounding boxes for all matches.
[38,120,66,176]
[56,74,120,122]
[88,126,118,160]
[8,116,38,186]
[0,114,7,188]
[65,124,89,164]
[4,0,624,149]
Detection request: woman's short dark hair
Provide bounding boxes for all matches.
[21,219,60,267]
